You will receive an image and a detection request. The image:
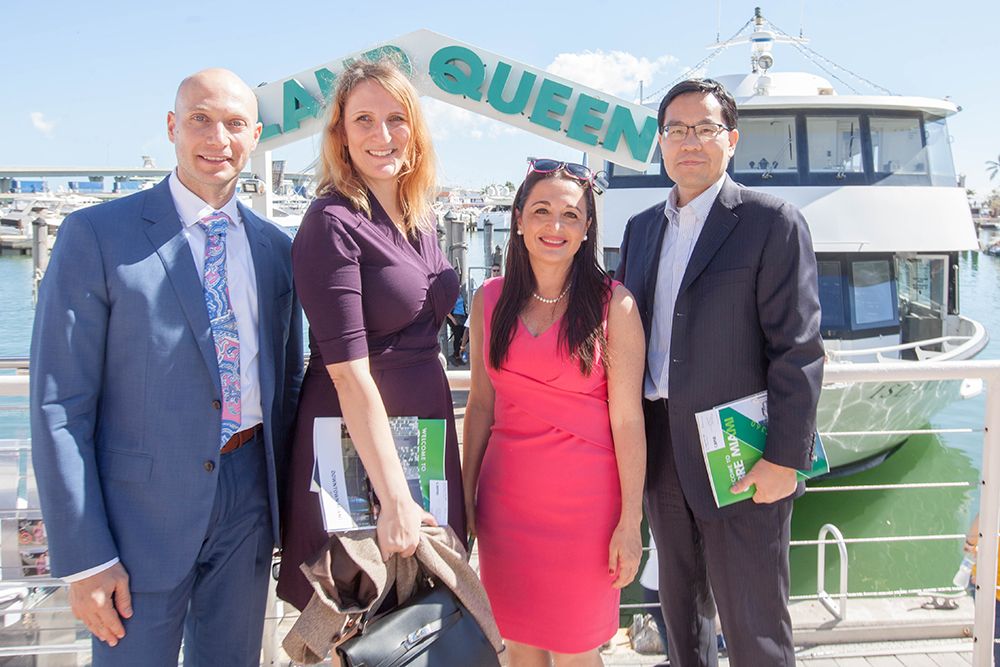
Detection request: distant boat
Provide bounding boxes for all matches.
[0,193,100,236]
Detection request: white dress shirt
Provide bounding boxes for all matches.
[644,174,727,400]
[64,174,263,583]
[169,171,263,430]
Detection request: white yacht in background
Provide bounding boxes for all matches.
[475,184,514,232]
[0,193,101,237]
[598,9,986,471]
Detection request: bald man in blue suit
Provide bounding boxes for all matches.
[30,69,303,666]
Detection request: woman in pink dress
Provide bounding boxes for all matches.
[463,161,647,665]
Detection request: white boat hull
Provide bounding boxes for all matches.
[818,315,988,469]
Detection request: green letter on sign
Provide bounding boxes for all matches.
[429,46,484,101]
[487,62,535,115]
[529,78,573,132]
[604,105,658,162]
[283,78,322,133]
[314,68,337,103]
[361,45,412,75]
[259,113,282,141]
[566,93,608,146]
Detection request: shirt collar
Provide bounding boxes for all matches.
[168,170,242,229]
[664,173,728,224]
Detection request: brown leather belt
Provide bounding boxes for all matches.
[220,424,263,454]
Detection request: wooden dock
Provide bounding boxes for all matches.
[0,235,32,255]
[598,631,976,665]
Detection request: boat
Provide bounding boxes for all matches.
[597,9,988,471]
[0,193,101,237]
[983,240,1000,257]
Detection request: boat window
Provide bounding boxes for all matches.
[851,260,896,327]
[870,117,928,183]
[896,256,947,313]
[818,261,847,330]
[806,116,863,175]
[734,116,798,175]
[611,145,663,177]
[606,146,672,189]
[603,248,621,275]
[925,116,958,187]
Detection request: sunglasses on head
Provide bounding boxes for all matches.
[526,159,606,195]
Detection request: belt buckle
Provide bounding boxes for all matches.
[222,424,260,454]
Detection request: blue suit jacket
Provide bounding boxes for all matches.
[618,175,825,519]
[29,178,303,591]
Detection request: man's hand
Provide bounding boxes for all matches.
[68,562,133,647]
[730,459,798,504]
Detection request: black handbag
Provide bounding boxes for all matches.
[336,582,501,667]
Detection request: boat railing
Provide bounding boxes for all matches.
[2,361,1000,664]
[826,335,973,360]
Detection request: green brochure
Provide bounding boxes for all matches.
[695,391,828,507]
[312,417,449,532]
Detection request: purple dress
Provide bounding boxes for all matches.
[276,191,466,610]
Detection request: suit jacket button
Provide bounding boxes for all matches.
[212,400,222,410]
[204,461,215,472]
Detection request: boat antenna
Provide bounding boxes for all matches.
[765,15,894,94]
[716,0,722,43]
[645,8,894,100]
[643,15,754,102]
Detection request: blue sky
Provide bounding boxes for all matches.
[4,1,998,197]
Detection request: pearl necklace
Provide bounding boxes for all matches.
[531,286,570,304]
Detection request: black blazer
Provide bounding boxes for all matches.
[619,175,825,519]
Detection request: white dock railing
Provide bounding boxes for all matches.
[1,360,1000,665]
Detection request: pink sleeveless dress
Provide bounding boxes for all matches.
[476,277,621,653]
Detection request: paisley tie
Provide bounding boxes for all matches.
[199,211,241,447]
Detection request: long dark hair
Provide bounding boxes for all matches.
[489,170,610,375]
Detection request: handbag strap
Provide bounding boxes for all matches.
[358,555,399,631]
[371,608,464,667]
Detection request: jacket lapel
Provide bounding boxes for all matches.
[142,178,220,393]
[241,203,276,427]
[641,202,669,329]
[677,176,742,296]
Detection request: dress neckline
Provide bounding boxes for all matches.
[518,313,564,339]
[368,191,427,263]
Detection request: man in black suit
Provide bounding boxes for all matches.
[618,79,824,666]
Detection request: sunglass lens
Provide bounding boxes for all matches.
[564,163,591,180]
[531,159,561,173]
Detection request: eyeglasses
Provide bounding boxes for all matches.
[527,159,606,195]
[661,122,731,143]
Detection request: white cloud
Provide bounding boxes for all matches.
[421,97,517,142]
[30,112,55,137]
[545,50,680,101]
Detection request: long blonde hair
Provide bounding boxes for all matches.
[316,60,437,235]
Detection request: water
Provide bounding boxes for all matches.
[791,243,1000,596]
[0,255,32,440]
[4,233,1000,597]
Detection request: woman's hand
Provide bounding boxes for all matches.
[608,519,642,589]
[376,495,437,562]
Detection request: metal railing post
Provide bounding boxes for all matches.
[817,523,849,621]
[972,367,1000,667]
[260,572,281,665]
